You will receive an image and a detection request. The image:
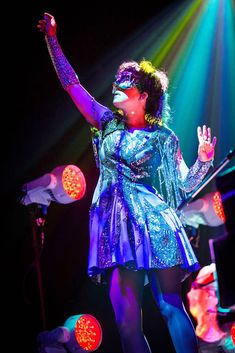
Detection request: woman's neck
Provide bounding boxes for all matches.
[124,111,148,130]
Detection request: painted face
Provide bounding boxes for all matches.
[112,90,129,104]
[112,86,142,109]
[113,71,139,91]
[112,71,140,104]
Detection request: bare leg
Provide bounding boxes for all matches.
[148,266,199,353]
[107,267,151,353]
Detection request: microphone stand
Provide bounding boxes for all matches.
[177,148,235,211]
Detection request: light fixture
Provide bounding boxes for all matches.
[21,165,86,206]
[181,191,226,228]
[187,263,227,343]
[37,314,102,353]
[232,323,235,346]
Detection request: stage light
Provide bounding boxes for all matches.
[232,323,235,346]
[187,263,227,343]
[37,314,102,353]
[64,314,102,352]
[21,165,86,206]
[181,191,226,228]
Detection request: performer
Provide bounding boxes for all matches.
[37,13,217,353]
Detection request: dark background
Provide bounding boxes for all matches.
[4,1,234,352]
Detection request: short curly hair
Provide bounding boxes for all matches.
[115,59,171,126]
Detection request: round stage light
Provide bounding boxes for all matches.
[64,314,102,352]
[232,322,235,346]
[21,164,86,206]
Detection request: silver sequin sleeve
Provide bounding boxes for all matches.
[45,35,79,90]
[176,151,213,193]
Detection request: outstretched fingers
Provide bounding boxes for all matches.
[197,125,215,145]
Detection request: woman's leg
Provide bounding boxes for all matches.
[148,266,198,353]
[107,267,151,353]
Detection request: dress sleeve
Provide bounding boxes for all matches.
[90,110,116,168]
[45,35,109,128]
[175,143,213,193]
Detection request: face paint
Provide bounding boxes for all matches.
[112,90,129,104]
[112,71,139,93]
[112,72,136,103]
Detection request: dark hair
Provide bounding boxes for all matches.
[116,59,171,126]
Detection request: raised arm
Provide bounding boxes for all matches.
[176,125,217,192]
[37,13,108,129]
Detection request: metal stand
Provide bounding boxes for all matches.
[29,204,48,330]
[177,148,235,211]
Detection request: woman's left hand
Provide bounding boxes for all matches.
[197,125,217,162]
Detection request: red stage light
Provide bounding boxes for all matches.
[37,314,102,353]
[232,322,235,346]
[21,164,86,206]
[61,165,86,201]
[64,314,102,352]
[212,191,226,223]
[182,191,226,228]
[74,314,102,351]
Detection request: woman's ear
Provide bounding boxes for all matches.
[140,92,148,100]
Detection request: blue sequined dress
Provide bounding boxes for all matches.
[88,111,211,283]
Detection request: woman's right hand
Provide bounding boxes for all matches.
[37,12,57,37]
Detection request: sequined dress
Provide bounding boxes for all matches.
[88,111,211,282]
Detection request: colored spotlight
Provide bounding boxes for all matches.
[182,191,226,228]
[232,323,235,346]
[51,165,86,203]
[64,314,102,352]
[37,314,102,353]
[21,164,86,206]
